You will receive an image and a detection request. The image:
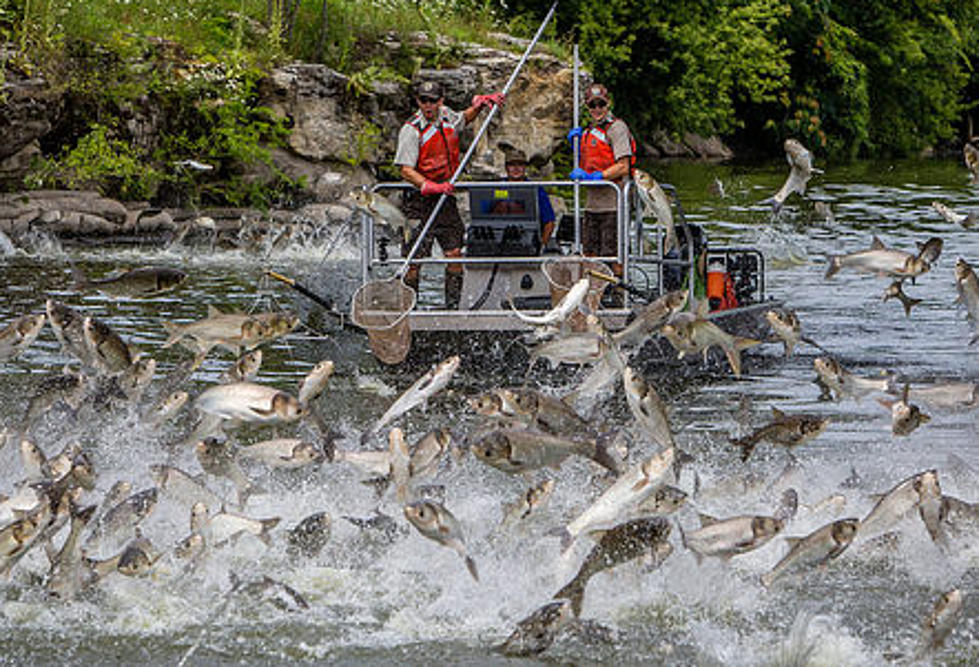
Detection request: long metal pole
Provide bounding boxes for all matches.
[396,1,559,279]
[573,43,581,253]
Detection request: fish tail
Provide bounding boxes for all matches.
[731,435,758,462]
[464,555,479,582]
[546,526,574,553]
[899,293,922,318]
[257,518,281,547]
[760,570,777,588]
[824,256,843,279]
[552,577,586,617]
[591,433,622,475]
[160,321,184,349]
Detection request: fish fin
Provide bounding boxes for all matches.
[464,555,479,582]
[631,477,650,493]
[697,513,718,527]
[207,305,223,317]
[547,526,574,553]
[824,256,842,279]
[784,536,804,548]
[870,236,886,250]
[553,578,586,617]
[731,436,756,462]
[160,321,184,348]
[248,407,275,418]
[771,406,785,419]
[760,571,776,588]
[592,433,622,475]
[876,397,894,410]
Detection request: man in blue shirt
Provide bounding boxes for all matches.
[503,147,556,251]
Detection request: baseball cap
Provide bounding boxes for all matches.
[416,80,443,99]
[504,147,528,166]
[584,84,610,103]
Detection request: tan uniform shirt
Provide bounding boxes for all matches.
[586,118,633,212]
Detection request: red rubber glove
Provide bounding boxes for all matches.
[420,180,455,196]
[472,92,505,110]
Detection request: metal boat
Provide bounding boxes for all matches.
[351,177,778,368]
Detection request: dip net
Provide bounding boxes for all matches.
[542,257,610,331]
[350,277,416,365]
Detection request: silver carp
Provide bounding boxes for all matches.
[238,438,324,469]
[471,427,620,475]
[296,359,334,406]
[761,518,859,587]
[954,258,979,344]
[731,407,829,462]
[498,599,574,657]
[914,589,963,659]
[508,277,590,327]
[71,264,186,297]
[403,499,478,581]
[0,313,45,362]
[932,200,976,228]
[554,447,675,551]
[825,236,929,280]
[682,513,785,564]
[361,355,460,444]
[762,138,820,213]
[877,384,930,437]
[858,469,943,543]
[195,381,305,424]
[633,169,678,253]
[554,517,672,616]
[622,365,674,450]
[612,288,687,350]
[813,356,894,402]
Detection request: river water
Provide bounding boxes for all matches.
[0,157,977,665]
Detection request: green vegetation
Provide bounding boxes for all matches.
[1,0,977,204]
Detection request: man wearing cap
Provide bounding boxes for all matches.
[502,147,556,250]
[568,83,636,306]
[394,80,504,309]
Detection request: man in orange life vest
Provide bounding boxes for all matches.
[394,80,504,309]
[568,83,635,307]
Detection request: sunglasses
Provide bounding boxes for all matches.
[587,99,608,109]
[418,96,440,104]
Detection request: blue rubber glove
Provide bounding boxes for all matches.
[567,127,583,144]
[570,167,603,181]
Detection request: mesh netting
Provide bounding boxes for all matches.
[542,257,611,331]
[350,277,416,365]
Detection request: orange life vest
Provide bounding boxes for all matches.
[407,110,460,182]
[581,115,637,176]
[707,264,739,311]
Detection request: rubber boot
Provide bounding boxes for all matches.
[444,271,463,310]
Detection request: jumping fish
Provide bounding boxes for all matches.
[760,518,859,587]
[552,447,675,552]
[286,511,331,559]
[611,289,687,350]
[296,359,334,406]
[471,427,620,475]
[858,469,943,544]
[237,438,325,469]
[71,264,186,297]
[508,277,590,327]
[194,382,305,425]
[0,313,46,362]
[498,599,574,657]
[825,236,930,280]
[468,387,592,439]
[622,365,674,450]
[361,355,460,444]
[882,280,922,317]
[913,589,963,659]
[661,301,760,377]
[954,258,979,344]
[553,517,672,617]
[813,357,894,402]
[731,407,830,462]
[501,479,556,526]
[633,169,678,254]
[877,384,930,437]
[965,141,979,183]
[403,499,479,581]
[762,138,820,213]
[932,201,976,228]
[349,187,412,243]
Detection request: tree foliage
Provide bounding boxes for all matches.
[506,0,979,159]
